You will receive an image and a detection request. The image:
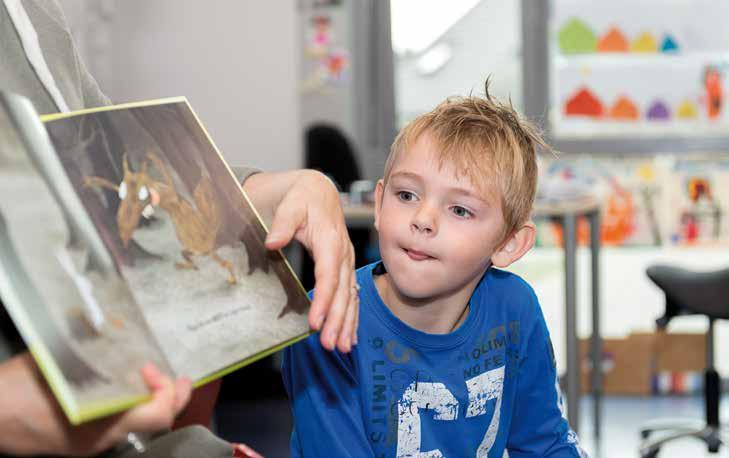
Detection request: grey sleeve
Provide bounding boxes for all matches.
[76,52,112,108]
[231,166,261,185]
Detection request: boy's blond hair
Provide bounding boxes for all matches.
[383,79,547,240]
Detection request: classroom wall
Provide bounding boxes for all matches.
[92,1,302,172]
[394,1,522,126]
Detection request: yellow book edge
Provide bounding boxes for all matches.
[37,98,313,424]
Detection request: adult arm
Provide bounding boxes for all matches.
[0,353,191,457]
[243,169,358,353]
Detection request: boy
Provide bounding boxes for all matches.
[282,82,587,457]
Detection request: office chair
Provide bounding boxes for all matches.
[639,265,729,457]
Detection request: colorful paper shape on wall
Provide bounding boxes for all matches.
[703,66,724,119]
[631,32,659,53]
[676,100,699,119]
[598,27,629,52]
[609,96,640,120]
[558,18,597,54]
[647,100,671,120]
[660,35,679,53]
[565,87,604,117]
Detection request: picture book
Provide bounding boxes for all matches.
[0,92,310,424]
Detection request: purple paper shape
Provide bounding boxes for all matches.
[647,101,670,120]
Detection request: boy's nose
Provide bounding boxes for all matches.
[410,205,437,235]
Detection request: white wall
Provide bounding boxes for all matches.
[103,1,301,172]
[394,1,522,127]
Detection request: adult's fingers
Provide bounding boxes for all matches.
[336,272,359,352]
[120,364,186,433]
[317,243,353,351]
[307,230,343,331]
[263,194,306,251]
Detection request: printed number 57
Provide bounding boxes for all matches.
[396,366,504,458]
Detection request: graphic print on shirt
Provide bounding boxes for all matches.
[366,322,521,458]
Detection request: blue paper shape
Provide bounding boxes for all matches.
[660,35,679,53]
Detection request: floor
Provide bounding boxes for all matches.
[214,391,729,457]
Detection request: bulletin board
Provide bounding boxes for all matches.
[524,0,729,154]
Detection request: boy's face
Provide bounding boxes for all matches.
[374,132,508,301]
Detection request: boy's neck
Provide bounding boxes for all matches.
[373,270,484,335]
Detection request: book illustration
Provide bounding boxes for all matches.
[83,152,236,285]
[0,94,311,423]
[43,100,310,381]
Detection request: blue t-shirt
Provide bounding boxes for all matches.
[282,262,587,457]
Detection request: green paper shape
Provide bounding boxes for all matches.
[558,18,598,54]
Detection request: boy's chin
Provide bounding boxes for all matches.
[388,273,444,301]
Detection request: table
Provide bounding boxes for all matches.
[343,196,602,439]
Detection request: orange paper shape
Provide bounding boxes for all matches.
[631,32,658,52]
[609,96,639,120]
[598,27,629,52]
[565,87,604,117]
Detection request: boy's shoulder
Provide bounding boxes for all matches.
[480,267,540,316]
[484,267,536,298]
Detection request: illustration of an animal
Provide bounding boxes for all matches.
[82,152,237,284]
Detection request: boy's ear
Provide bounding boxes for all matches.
[373,179,385,232]
[491,221,536,268]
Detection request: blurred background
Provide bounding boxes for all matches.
[56,0,729,456]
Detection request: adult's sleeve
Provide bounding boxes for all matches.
[506,294,588,458]
[282,335,374,458]
[231,166,260,185]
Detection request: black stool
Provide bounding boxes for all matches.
[639,265,729,457]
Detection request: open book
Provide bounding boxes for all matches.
[0,93,311,424]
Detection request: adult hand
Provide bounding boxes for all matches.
[244,170,358,352]
[0,353,192,457]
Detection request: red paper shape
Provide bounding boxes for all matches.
[565,87,604,117]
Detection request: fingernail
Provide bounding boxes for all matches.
[316,314,325,330]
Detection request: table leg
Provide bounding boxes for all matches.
[563,213,579,433]
[589,210,602,441]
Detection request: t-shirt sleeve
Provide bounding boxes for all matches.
[507,293,587,457]
[282,335,373,458]
[231,166,260,185]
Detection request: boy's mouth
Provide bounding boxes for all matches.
[404,248,434,261]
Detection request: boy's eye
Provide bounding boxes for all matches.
[397,191,416,202]
[451,206,473,218]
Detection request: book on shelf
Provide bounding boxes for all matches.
[0,92,310,424]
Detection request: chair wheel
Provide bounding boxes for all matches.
[640,429,652,439]
[708,435,721,453]
[641,447,660,458]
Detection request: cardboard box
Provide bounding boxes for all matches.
[579,331,706,395]
[655,331,706,372]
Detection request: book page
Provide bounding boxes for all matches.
[0,95,171,422]
[42,100,311,381]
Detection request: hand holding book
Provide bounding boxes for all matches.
[0,354,191,456]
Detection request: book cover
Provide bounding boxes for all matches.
[0,93,310,424]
